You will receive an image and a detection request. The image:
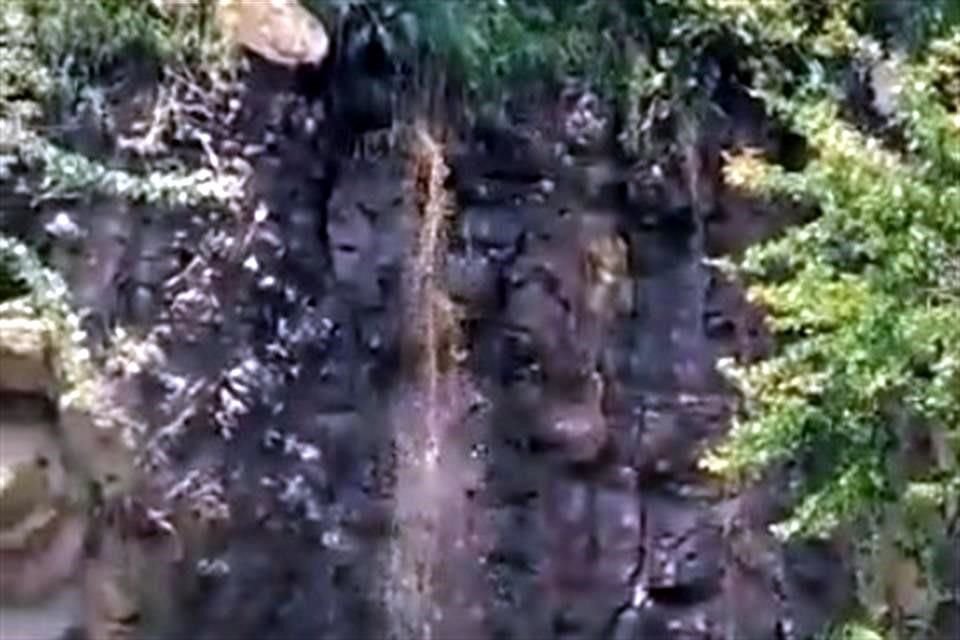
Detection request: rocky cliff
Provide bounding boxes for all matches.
[0,15,853,640]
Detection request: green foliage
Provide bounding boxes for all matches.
[703,15,959,637]
[315,0,626,96]
[0,241,34,303]
[411,0,624,95]
[0,0,237,209]
[26,135,246,208]
[0,1,51,127]
[20,0,224,104]
[1,1,956,636]
[0,234,71,315]
[828,621,887,640]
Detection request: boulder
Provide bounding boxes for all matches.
[216,0,330,68]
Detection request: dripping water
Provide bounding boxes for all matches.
[383,125,473,640]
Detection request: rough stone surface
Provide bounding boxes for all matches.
[0,300,139,639]
[0,316,54,394]
[0,64,856,640]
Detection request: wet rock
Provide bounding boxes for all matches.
[781,540,853,639]
[4,84,859,639]
[132,247,181,288]
[484,437,545,506]
[504,274,574,373]
[310,350,357,413]
[703,310,734,340]
[124,283,158,324]
[720,565,781,640]
[635,405,684,477]
[80,511,178,640]
[335,491,391,539]
[328,203,384,307]
[546,477,591,528]
[608,606,642,640]
[647,525,724,595]
[355,309,400,360]
[461,206,525,258]
[643,493,724,599]
[445,252,499,309]
[633,393,732,478]
[489,505,546,575]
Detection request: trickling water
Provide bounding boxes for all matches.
[384,126,474,640]
[410,127,456,468]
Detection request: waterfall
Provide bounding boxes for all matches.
[383,125,467,640]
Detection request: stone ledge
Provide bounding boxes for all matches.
[0,316,55,395]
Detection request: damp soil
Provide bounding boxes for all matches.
[0,58,851,640]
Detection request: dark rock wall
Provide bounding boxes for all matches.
[0,72,852,639]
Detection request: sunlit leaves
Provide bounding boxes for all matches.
[706,14,960,572]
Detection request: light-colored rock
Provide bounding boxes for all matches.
[59,395,136,500]
[0,414,86,610]
[0,462,57,545]
[0,422,68,514]
[216,0,330,67]
[0,316,55,394]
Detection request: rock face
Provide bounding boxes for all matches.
[142,127,848,637]
[0,295,145,640]
[0,311,85,639]
[0,66,854,640]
